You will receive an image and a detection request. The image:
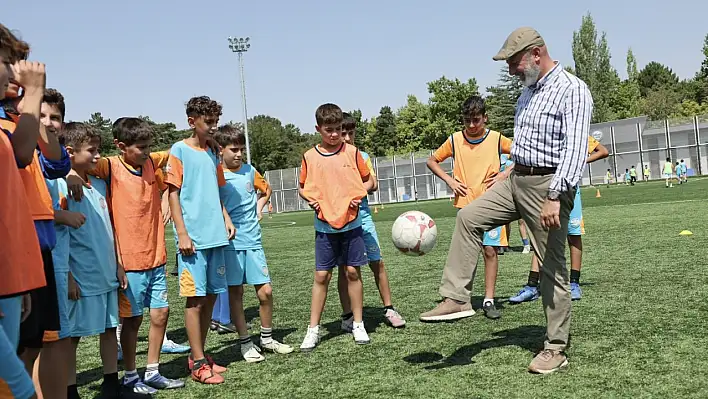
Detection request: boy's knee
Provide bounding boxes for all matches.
[314,271,332,285]
[186,296,208,308]
[345,267,361,282]
[150,307,169,325]
[567,235,582,250]
[483,246,497,258]
[256,284,272,302]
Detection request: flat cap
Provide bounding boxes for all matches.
[493,27,545,61]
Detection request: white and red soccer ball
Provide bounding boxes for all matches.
[391,211,438,256]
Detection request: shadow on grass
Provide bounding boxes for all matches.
[403,325,544,370]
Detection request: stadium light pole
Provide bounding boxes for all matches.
[227,36,252,164]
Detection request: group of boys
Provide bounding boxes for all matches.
[0,23,302,398]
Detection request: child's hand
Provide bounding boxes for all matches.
[448,177,468,197]
[11,60,46,96]
[178,234,196,257]
[257,210,263,221]
[225,219,237,240]
[161,204,172,225]
[66,171,88,201]
[117,266,128,290]
[56,210,86,229]
[68,273,81,301]
[349,199,361,209]
[20,294,31,322]
[308,200,320,212]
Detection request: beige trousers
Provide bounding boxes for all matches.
[439,172,575,351]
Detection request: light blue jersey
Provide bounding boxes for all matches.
[680,163,687,175]
[359,151,373,219]
[500,153,514,172]
[166,141,229,250]
[221,164,264,250]
[46,178,70,273]
[60,176,119,296]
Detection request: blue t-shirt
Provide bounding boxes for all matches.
[500,154,514,172]
[680,163,687,174]
[60,176,118,296]
[46,179,70,273]
[166,141,229,250]
[221,164,263,250]
[359,151,374,219]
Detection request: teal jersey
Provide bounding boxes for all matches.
[675,165,681,175]
[167,141,229,250]
[221,164,263,250]
[625,172,630,180]
[359,151,373,218]
[46,179,70,273]
[61,176,119,296]
[500,154,514,172]
[680,163,687,174]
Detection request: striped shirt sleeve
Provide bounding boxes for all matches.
[549,85,593,192]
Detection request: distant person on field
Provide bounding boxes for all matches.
[338,112,407,331]
[643,165,650,181]
[298,103,371,352]
[675,162,682,185]
[629,166,637,185]
[624,169,630,185]
[604,168,612,187]
[424,95,514,320]
[663,158,673,188]
[680,159,687,183]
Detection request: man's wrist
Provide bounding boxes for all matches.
[547,189,561,201]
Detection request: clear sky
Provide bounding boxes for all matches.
[6,0,707,132]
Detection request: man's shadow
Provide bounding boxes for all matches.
[403,325,544,370]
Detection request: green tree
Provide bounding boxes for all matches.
[640,87,681,120]
[247,115,291,173]
[86,112,114,156]
[571,13,620,122]
[426,76,479,146]
[370,106,397,156]
[626,48,639,81]
[693,33,708,104]
[486,67,522,136]
[671,99,708,118]
[637,61,679,97]
[395,95,432,152]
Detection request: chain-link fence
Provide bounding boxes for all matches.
[265,114,708,213]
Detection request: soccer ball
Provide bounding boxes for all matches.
[391,211,438,256]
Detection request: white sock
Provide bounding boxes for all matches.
[144,363,160,381]
[116,322,123,342]
[260,327,273,345]
[124,369,138,383]
[483,298,494,306]
[352,321,365,330]
[308,325,320,334]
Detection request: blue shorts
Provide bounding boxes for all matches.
[178,247,227,297]
[568,188,585,236]
[361,216,381,262]
[0,296,22,348]
[70,290,119,337]
[119,266,169,317]
[315,227,368,271]
[44,271,71,342]
[225,247,271,286]
[482,226,505,247]
[0,320,34,399]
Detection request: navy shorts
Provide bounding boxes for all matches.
[315,227,368,271]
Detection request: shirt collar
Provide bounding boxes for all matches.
[531,61,562,90]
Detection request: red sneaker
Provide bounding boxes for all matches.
[188,355,227,374]
[191,364,224,384]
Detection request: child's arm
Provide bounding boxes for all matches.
[54,209,86,229]
[67,272,80,300]
[427,139,468,197]
[255,172,272,221]
[222,204,236,239]
[161,190,171,225]
[587,142,609,163]
[8,61,46,167]
[114,235,128,290]
[169,186,195,256]
[298,184,320,212]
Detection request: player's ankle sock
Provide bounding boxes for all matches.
[383,305,394,311]
[352,321,365,329]
[527,271,540,287]
[192,358,207,371]
[123,370,139,384]
[103,372,119,389]
[341,312,353,320]
[522,238,530,246]
[260,327,273,345]
[570,270,581,284]
[239,335,252,349]
[483,298,494,306]
[144,363,160,381]
[67,384,80,399]
[116,322,122,342]
[307,325,320,334]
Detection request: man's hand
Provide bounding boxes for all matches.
[11,61,46,97]
[540,199,561,230]
[447,177,468,197]
[66,171,88,201]
[349,199,361,209]
[68,273,81,300]
[117,266,128,290]
[178,234,196,257]
[55,210,86,229]
[20,294,32,322]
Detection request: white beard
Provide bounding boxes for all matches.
[520,60,541,87]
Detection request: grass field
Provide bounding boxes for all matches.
[76,179,708,398]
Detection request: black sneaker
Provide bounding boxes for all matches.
[482,301,501,320]
[217,322,238,334]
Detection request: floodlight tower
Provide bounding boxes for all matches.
[227,36,252,164]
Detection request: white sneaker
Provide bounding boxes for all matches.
[262,339,294,354]
[522,245,531,254]
[341,315,353,333]
[352,322,370,345]
[300,326,320,352]
[241,345,265,363]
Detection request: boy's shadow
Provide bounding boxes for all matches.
[320,306,389,343]
[403,325,545,370]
